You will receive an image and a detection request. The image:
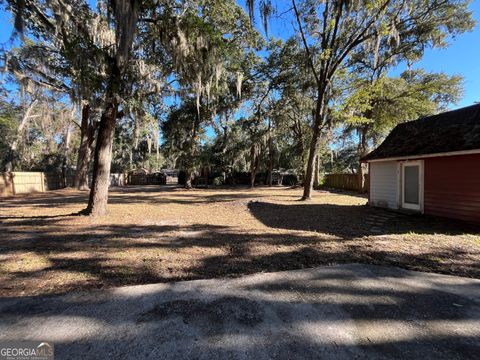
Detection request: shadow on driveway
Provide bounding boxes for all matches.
[1,264,479,359]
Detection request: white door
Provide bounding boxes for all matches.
[401,161,423,211]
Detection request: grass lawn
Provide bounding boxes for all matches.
[1,185,479,297]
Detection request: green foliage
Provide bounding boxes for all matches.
[321,144,359,174]
[212,176,224,186]
[1,0,475,187]
[209,120,249,174]
[281,174,299,186]
[0,104,18,167]
[340,69,464,145]
[162,101,208,174]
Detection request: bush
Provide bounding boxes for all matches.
[225,172,250,185]
[282,174,298,186]
[212,176,224,186]
[177,170,186,185]
[255,172,267,185]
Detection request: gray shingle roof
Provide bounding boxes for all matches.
[362,104,480,161]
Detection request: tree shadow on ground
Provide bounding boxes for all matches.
[0,185,289,210]
[185,245,480,281]
[1,218,479,297]
[1,186,479,297]
[1,264,479,359]
[248,201,480,237]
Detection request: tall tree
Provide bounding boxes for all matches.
[341,69,464,155]
[85,0,140,215]
[162,102,208,189]
[286,0,474,199]
[2,4,106,188]
[261,39,316,179]
[6,0,168,215]
[157,0,259,188]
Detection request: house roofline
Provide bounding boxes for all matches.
[362,148,480,163]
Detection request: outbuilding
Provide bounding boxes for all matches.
[361,104,480,223]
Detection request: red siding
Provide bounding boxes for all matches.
[424,154,480,223]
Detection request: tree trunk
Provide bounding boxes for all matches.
[62,123,72,188]
[266,120,273,186]
[84,102,117,216]
[82,0,139,216]
[249,143,257,188]
[299,139,306,180]
[302,87,325,200]
[302,131,320,199]
[184,119,199,190]
[291,116,306,180]
[185,169,193,189]
[357,126,369,192]
[4,99,38,172]
[5,143,17,173]
[313,153,320,189]
[267,152,273,186]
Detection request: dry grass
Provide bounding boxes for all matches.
[1,185,479,297]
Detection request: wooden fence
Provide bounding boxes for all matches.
[0,171,126,196]
[324,173,369,192]
[44,172,75,190]
[0,172,45,195]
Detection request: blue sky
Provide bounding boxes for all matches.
[1,1,479,108]
[390,1,480,107]
[241,0,480,108]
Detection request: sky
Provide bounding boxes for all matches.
[389,1,480,107]
[1,1,479,109]
[241,0,480,108]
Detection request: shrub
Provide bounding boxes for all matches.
[282,174,298,186]
[225,172,250,185]
[212,176,224,186]
[177,170,186,185]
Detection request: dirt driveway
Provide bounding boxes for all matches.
[0,186,479,297]
[1,264,479,359]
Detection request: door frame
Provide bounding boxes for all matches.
[400,160,424,212]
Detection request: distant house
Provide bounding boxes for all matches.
[361,104,480,223]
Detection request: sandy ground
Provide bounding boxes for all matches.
[0,185,479,297]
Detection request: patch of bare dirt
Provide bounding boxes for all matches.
[0,185,479,297]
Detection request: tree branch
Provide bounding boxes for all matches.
[292,0,319,86]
